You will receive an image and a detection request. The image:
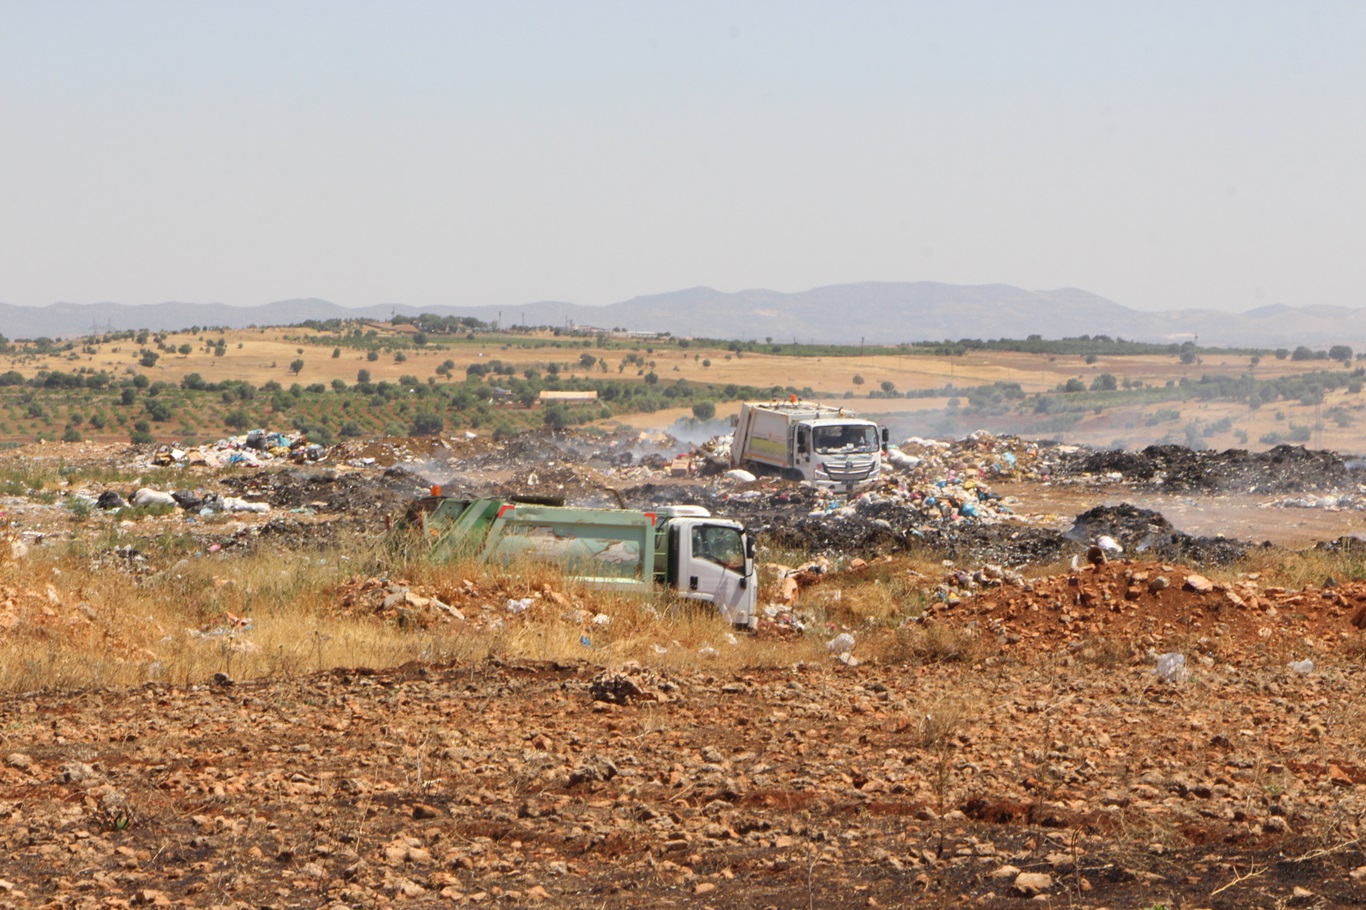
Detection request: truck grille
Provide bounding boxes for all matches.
[822,460,876,482]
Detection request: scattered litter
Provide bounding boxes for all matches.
[1155,652,1187,683]
[131,488,177,508]
[826,632,856,654]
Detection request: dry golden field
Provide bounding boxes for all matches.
[4,324,1364,452]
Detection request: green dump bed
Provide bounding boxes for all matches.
[409,498,659,593]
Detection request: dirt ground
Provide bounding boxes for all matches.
[5,430,1366,907]
[6,610,1366,909]
[998,483,1366,551]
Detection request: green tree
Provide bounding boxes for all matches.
[289,359,305,375]
[692,400,717,421]
[1090,373,1118,392]
[410,413,444,436]
[543,405,570,429]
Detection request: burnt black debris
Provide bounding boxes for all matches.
[1067,504,1249,566]
[1078,444,1353,493]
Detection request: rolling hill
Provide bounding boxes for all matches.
[4,282,1365,349]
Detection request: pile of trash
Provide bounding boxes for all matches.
[890,431,1059,482]
[712,433,1050,559]
[97,487,271,514]
[142,429,330,469]
[332,576,466,628]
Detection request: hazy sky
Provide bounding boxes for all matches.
[3,1,1364,313]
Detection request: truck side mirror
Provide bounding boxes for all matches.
[881,427,890,445]
[796,428,808,454]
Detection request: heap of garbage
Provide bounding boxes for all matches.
[142,429,330,469]
[706,430,1255,567]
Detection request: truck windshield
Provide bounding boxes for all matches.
[813,425,879,455]
[691,525,745,571]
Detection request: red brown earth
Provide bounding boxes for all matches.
[6,561,1366,909]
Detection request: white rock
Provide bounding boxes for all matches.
[1013,871,1053,895]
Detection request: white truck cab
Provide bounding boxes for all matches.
[731,400,887,491]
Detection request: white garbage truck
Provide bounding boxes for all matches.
[730,399,887,490]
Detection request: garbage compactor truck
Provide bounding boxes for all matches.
[401,495,758,629]
[731,399,888,491]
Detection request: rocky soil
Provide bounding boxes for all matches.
[6,616,1366,909]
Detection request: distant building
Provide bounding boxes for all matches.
[537,390,599,405]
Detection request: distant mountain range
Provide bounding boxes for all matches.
[4,283,1365,349]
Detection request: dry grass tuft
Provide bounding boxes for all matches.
[877,621,988,666]
[911,694,981,751]
[1236,545,1366,591]
[1074,636,1135,668]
